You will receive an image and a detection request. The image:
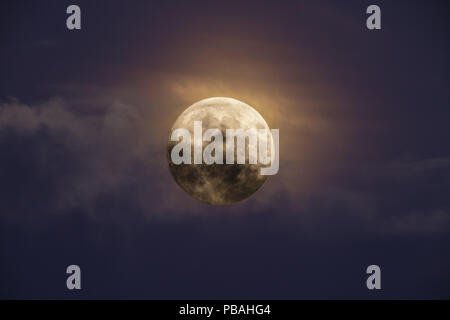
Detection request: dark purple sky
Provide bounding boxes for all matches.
[1,0,450,298]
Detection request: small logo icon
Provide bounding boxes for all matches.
[366,5,381,30]
[366,265,381,290]
[66,5,81,30]
[66,265,81,290]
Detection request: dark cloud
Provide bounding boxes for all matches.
[1,93,449,236]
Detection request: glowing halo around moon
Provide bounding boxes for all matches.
[167,97,274,205]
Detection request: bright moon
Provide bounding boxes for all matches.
[167,97,273,205]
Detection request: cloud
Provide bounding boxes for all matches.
[383,209,450,235]
[1,86,449,236]
[0,95,160,221]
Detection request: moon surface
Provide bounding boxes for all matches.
[167,97,273,205]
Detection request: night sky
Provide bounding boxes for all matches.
[1,0,450,299]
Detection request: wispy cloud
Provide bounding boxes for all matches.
[1,85,449,235]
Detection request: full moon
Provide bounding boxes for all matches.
[167,97,273,205]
